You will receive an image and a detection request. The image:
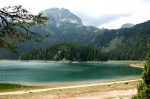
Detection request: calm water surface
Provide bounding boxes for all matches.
[0,61,142,83]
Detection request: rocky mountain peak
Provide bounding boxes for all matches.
[41,8,83,27]
[121,23,134,28]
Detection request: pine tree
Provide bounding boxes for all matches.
[132,38,150,99]
[0,5,48,53]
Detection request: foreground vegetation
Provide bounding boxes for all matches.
[0,5,48,53]
[132,38,150,99]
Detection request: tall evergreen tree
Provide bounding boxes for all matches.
[20,42,108,61]
[132,38,150,99]
[0,5,48,53]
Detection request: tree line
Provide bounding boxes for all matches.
[19,42,108,61]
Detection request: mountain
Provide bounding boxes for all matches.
[0,8,150,60]
[0,8,101,59]
[41,8,83,27]
[121,23,135,28]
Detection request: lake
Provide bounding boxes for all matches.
[0,61,142,84]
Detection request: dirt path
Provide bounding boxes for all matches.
[0,79,141,96]
[67,88,137,99]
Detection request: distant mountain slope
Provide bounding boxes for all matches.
[108,20,150,60]
[121,23,135,28]
[0,8,150,60]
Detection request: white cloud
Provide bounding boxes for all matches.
[1,0,150,29]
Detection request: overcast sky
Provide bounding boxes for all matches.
[1,0,150,29]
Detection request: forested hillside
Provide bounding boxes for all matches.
[108,21,150,60]
[0,8,150,60]
[20,42,107,61]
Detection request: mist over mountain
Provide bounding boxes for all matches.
[0,8,150,60]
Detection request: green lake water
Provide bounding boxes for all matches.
[0,61,142,84]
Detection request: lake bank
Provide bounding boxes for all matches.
[0,78,141,99]
[130,62,144,68]
[0,59,140,63]
[18,76,141,87]
[0,76,141,91]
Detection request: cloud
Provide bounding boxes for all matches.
[73,11,133,27]
[141,0,150,3]
[1,0,150,29]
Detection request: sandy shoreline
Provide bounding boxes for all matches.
[0,78,141,96]
[0,78,141,99]
[17,76,141,87]
[130,62,144,68]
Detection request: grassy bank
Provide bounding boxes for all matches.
[0,79,141,99]
[0,83,43,92]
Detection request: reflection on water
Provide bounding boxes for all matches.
[0,61,142,83]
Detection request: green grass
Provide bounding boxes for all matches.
[0,83,40,92]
